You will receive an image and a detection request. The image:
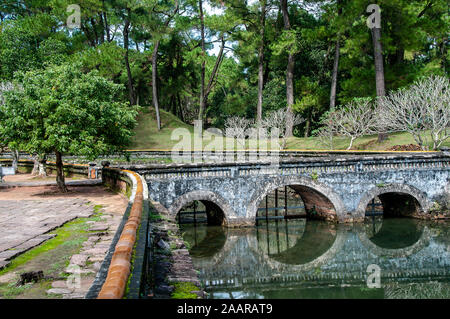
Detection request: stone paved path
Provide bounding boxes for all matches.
[0,179,102,188]
[0,199,94,269]
[47,212,123,299]
[0,180,128,299]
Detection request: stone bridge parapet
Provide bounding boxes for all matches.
[129,153,449,226]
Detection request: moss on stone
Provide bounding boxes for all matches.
[310,171,319,181]
[171,282,199,299]
[0,219,87,276]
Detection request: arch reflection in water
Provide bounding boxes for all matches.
[256,219,337,265]
[365,217,424,249]
[359,217,431,259]
[180,224,227,258]
[180,219,449,299]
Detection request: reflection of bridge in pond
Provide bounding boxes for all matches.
[181,220,449,292]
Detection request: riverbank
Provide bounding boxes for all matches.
[149,207,204,299]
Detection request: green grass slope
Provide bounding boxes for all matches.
[129,107,449,151]
[130,107,193,150]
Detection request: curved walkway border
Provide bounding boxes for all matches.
[93,169,146,299]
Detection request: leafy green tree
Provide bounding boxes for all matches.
[0,14,68,79]
[1,63,139,191]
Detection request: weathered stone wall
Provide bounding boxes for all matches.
[1,159,89,178]
[149,209,204,298]
[140,154,449,226]
[102,168,131,196]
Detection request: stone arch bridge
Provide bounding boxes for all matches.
[132,153,449,227]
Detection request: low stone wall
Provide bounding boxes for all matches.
[96,169,145,299]
[102,167,132,197]
[0,159,89,179]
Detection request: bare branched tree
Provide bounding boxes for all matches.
[0,82,14,105]
[224,116,254,140]
[327,98,378,150]
[315,125,337,150]
[261,108,304,149]
[413,75,450,150]
[378,75,450,150]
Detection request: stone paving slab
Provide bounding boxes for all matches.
[0,260,10,270]
[0,182,128,299]
[0,199,94,267]
[47,213,123,299]
[0,179,102,189]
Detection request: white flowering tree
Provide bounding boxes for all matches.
[378,75,450,150]
[224,116,254,140]
[261,108,304,149]
[325,98,378,150]
[315,122,338,150]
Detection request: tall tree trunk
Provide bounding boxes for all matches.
[55,151,67,193]
[440,37,447,73]
[98,13,105,44]
[257,0,267,126]
[330,0,342,109]
[329,38,340,109]
[38,155,47,177]
[281,0,295,138]
[11,149,19,174]
[32,155,39,176]
[371,27,387,142]
[124,9,136,106]
[152,40,161,130]
[177,93,185,122]
[204,35,225,101]
[91,18,99,46]
[371,27,386,97]
[304,110,311,138]
[198,0,206,126]
[150,0,179,130]
[102,0,110,42]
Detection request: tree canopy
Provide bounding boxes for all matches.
[0,0,448,156]
[0,62,139,190]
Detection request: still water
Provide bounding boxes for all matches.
[180,218,450,299]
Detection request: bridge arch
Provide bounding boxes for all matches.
[356,184,430,218]
[168,190,235,226]
[247,176,347,222]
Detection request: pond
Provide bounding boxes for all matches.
[180,218,450,299]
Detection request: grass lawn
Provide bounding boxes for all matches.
[130,107,450,151]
